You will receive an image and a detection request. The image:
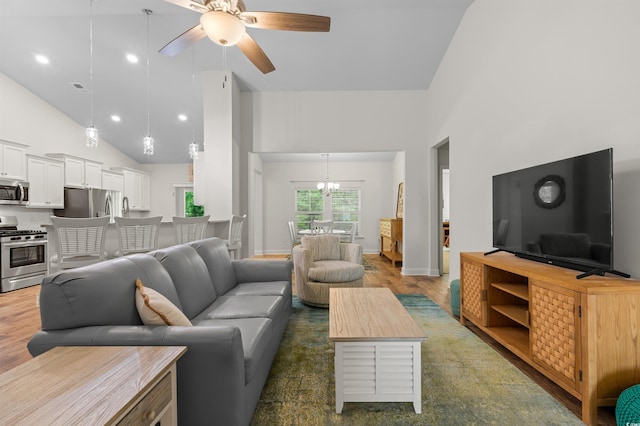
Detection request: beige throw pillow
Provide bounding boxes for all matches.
[135,279,192,326]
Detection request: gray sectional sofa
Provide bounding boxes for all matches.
[28,237,292,426]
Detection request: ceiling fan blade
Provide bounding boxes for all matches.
[164,0,208,13]
[236,33,275,74]
[159,24,207,56]
[241,12,330,32]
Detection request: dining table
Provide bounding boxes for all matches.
[298,229,346,235]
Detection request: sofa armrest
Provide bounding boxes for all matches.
[28,325,247,426]
[232,259,292,283]
[341,243,363,264]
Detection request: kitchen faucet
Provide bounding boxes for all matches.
[122,196,130,217]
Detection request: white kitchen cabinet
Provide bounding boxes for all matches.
[111,167,150,211]
[0,140,28,180]
[101,170,124,193]
[26,155,64,208]
[46,154,102,189]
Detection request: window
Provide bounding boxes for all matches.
[331,189,361,233]
[295,189,324,231]
[295,187,361,234]
[175,185,205,217]
[185,191,204,217]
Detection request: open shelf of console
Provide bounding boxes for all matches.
[460,251,640,426]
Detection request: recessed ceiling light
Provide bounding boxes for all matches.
[178,114,188,121]
[35,54,49,64]
[111,115,121,122]
[126,54,139,63]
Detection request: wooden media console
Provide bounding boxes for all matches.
[460,251,640,425]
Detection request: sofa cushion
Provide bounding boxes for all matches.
[189,238,237,296]
[39,256,177,331]
[224,281,291,298]
[191,317,273,384]
[309,260,365,282]
[193,295,285,321]
[152,245,217,319]
[302,235,341,261]
[135,279,192,326]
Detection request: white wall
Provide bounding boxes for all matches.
[0,73,138,169]
[142,163,192,221]
[0,72,141,229]
[426,0,640,278]
[261,159,395,254]
[248,90,432,273]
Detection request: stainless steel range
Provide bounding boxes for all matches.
[0,216,47,293]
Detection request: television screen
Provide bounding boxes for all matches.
[492,148,613,273]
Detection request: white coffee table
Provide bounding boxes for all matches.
[329,288,426,413]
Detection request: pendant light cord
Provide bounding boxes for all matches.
[144,9,152,136]
[192,46,196,143]
[89,0,95,126]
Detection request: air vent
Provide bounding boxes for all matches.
[70,82,90,94]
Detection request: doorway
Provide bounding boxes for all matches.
[436,140,450,275]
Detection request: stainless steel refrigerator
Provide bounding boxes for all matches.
[53,188,119,220]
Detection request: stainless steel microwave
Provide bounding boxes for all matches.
[0,179,29,205]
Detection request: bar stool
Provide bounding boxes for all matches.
[114,216,162,257]
[49,216,110,272]
[173,215,210,244]
[225,215,246,259]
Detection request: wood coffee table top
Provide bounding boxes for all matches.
[329,288,426,341]
[0,345,186,425]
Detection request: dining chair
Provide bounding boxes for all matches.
[173,215,211,244]
[347,222,357,243]
[288,221,301,246]
[49,216,110,272]
[224,214,246,259]
[114,216,162,257]
[311,219,333,235]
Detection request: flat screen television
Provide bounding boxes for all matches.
[491,148,626,278]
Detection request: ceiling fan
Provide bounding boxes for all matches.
[160,0,331,74]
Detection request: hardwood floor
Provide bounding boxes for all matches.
[0,253,615,424]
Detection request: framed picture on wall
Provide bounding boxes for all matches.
[396,182,404,218]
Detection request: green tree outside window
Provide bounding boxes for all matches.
[185,191,204,217]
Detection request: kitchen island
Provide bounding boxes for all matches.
[43,219,230,273]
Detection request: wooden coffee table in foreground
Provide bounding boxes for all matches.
[329,288,426,413]
[0,346,186,425]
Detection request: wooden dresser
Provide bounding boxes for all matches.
[0,346,186,425]
[379,218,402,267]
[460,252,640,425]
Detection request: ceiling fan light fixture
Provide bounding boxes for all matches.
[200,11,245,46]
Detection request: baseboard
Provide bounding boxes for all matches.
[401,267,439,276]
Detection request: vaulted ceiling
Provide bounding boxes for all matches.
[0,0,473,164]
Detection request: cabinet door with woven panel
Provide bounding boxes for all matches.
[530,279,581,392]
[460,256,487,326]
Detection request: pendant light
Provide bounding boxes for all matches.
[317,153,340,196]
[85,0,98,147]
[142,9,154,156]
[188,46,199,160]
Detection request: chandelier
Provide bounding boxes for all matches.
[317,153,339,197]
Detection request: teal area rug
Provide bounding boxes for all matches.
[251,295,582,425]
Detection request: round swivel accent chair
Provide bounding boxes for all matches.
[292,235,364,308]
